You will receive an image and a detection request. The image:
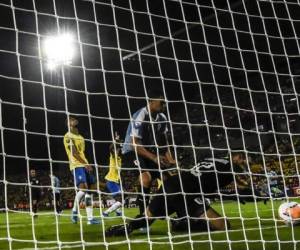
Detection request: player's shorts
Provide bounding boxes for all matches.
[31,189,41,202]
[121,151,161,180]
[54,193,61,202]
[106,181,121,197]
[72,167,96,187]
[148,191,209,219]
[148,175,210,218]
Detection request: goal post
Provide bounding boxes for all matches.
[1,0,300,249]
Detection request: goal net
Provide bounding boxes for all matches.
[1,0,300,249]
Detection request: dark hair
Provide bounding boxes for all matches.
[148,89,165,101]
[231,151,246,159]
[30,169,36,174]
[65,116,77,126]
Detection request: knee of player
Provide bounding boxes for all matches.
[114,194,123,203]
[85,194,92,206]
[145,207,153,218]
[140,172,152,188]
[89,183,97,191]
[211,217,230,231]
[78,183,88,190]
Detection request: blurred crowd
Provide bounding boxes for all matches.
[1,144,300,211]
[2,81,300,210]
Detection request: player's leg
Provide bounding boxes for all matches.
[201,207,229,231]
[32,199,38,216]
[171,208,228,232]
[55,193,62,214]
[105,194,163,237]
[85,170,100,225]
[138,169,164,233]
[103,181,122,216]
[121,152,151,215]
[31,190,40,217]
[137,156,162,215]
[172,196,229,232]
[135,185,174,234]
[136,171,152,215]
[254,189,269,205]
[71,167,88,223]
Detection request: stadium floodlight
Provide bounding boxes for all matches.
[43,33,75,70]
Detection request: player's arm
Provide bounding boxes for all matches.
[164,133,176,165]
[130,115,158,162]
[164,135,175,163]
[133,136,171,167]
[109,131,121,156]
[132,136,158,163]
[64,136,87,164]
[131,115,169,165]
[236,176,249,187]
[109,143,115,154]
[165,150,176,164]
[24,185,28,197]
[71,144,86,163]
[232,163,249,187]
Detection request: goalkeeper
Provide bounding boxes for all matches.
[106,152,247,236]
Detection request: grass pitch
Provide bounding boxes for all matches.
[1,200,300,250]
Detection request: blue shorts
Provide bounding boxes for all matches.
[106,181,121,197]
[73,167,96,187]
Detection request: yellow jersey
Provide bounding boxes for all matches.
[63,131,88,170]
[105,153,121,183]
[157,178,162,189]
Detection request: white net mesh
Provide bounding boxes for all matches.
[1,0,300,249]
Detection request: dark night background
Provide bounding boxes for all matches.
[1,0,300,180]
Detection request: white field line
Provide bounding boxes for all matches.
[16,224,290,250]
[0,208,281,229]
[0,221,71,229]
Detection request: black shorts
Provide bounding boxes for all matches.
[54,193,61,202]
[121,152,161,180]
[148,174,210,218]
[148,191,209,219]
[31,190,41,202]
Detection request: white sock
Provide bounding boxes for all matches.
[73,191,85,212]
[85,194,93,221]
[105,201,122,214]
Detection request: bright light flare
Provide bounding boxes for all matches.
[43,33,75,70]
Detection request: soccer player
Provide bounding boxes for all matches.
[105,153,247,236]
[266,166,283,198]
[27,169,42,217]
[63,116,100,225]
[49,174,62,214]
[103,133,123,217]
[122,91,176,216]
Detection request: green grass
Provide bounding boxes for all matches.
[1,200,300,250]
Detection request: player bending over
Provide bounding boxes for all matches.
[63,116,100,225]
[103,133,123,217]
[122,91,175,216]
[106,153,246,236]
